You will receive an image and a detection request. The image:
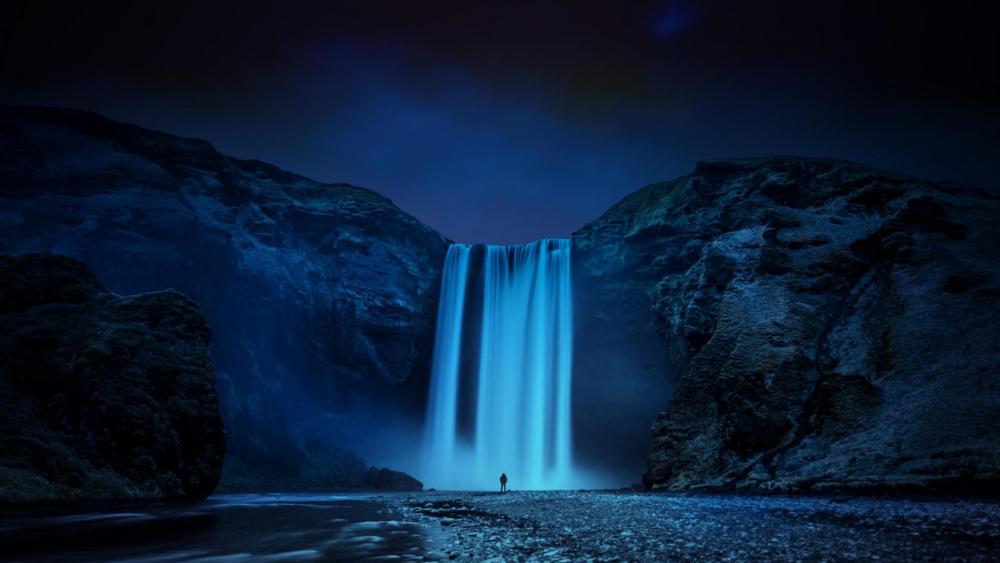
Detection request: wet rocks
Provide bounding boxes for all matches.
[397,490,1000,562]
[574,157,1000,493]
[0,253,225,502]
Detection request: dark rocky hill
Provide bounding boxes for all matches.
[0,107,447,490]
[575,157,1000,493]
[0,253,225,502]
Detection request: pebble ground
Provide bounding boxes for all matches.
[392,490,1000,562]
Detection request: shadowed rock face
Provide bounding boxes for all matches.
[0,253,225,502]
[0,106,448,489]
[364,467,424,491]
[575,157,1000,493]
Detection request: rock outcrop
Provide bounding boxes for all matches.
[364,467,424,491]
[0,253,225,502]
[0,106,448,489]
[575,157,1000,493]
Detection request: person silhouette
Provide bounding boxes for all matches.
[499,472,508,493]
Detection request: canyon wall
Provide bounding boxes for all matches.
[0,107,447,490]
[576,157,1000,492]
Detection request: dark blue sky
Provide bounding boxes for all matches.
[3,1,998,243]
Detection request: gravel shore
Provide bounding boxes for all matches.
[394,490,1000,562]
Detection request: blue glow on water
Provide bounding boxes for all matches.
[423,239,576,489]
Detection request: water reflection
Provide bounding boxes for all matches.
[0,493,432,561]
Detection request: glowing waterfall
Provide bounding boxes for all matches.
[423,239,574,490]
[422,244,472,476]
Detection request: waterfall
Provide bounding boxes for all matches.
[423,244,472,477]
[423,239,575,490]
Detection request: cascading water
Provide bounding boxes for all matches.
[423,244,472,479]
[423,239,575,490]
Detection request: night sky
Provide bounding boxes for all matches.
[3,1,998,244]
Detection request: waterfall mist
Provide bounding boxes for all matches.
[423,240,577,490]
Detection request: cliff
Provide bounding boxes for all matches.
[0,106,447,489]
[575,157,1000,493]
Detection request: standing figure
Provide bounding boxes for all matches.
[499,472,508,493]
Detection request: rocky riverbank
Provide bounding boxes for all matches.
[398,490,1000,561]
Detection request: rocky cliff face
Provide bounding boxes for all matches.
[0,253,225,502]
[0,107,448,489]
[575,157,1000,493]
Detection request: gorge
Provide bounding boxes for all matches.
[2,106,998,500]
[2,105,999,560]
[4,1,999,557]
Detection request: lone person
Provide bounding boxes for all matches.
[499,472,508,493]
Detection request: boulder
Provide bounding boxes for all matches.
[363,467,423,491]
[0,253,225,502]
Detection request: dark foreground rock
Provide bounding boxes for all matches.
[0,106,449,489]
[399,490,1000,561]
[574,157,1000,493]
[0,253,225,502]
